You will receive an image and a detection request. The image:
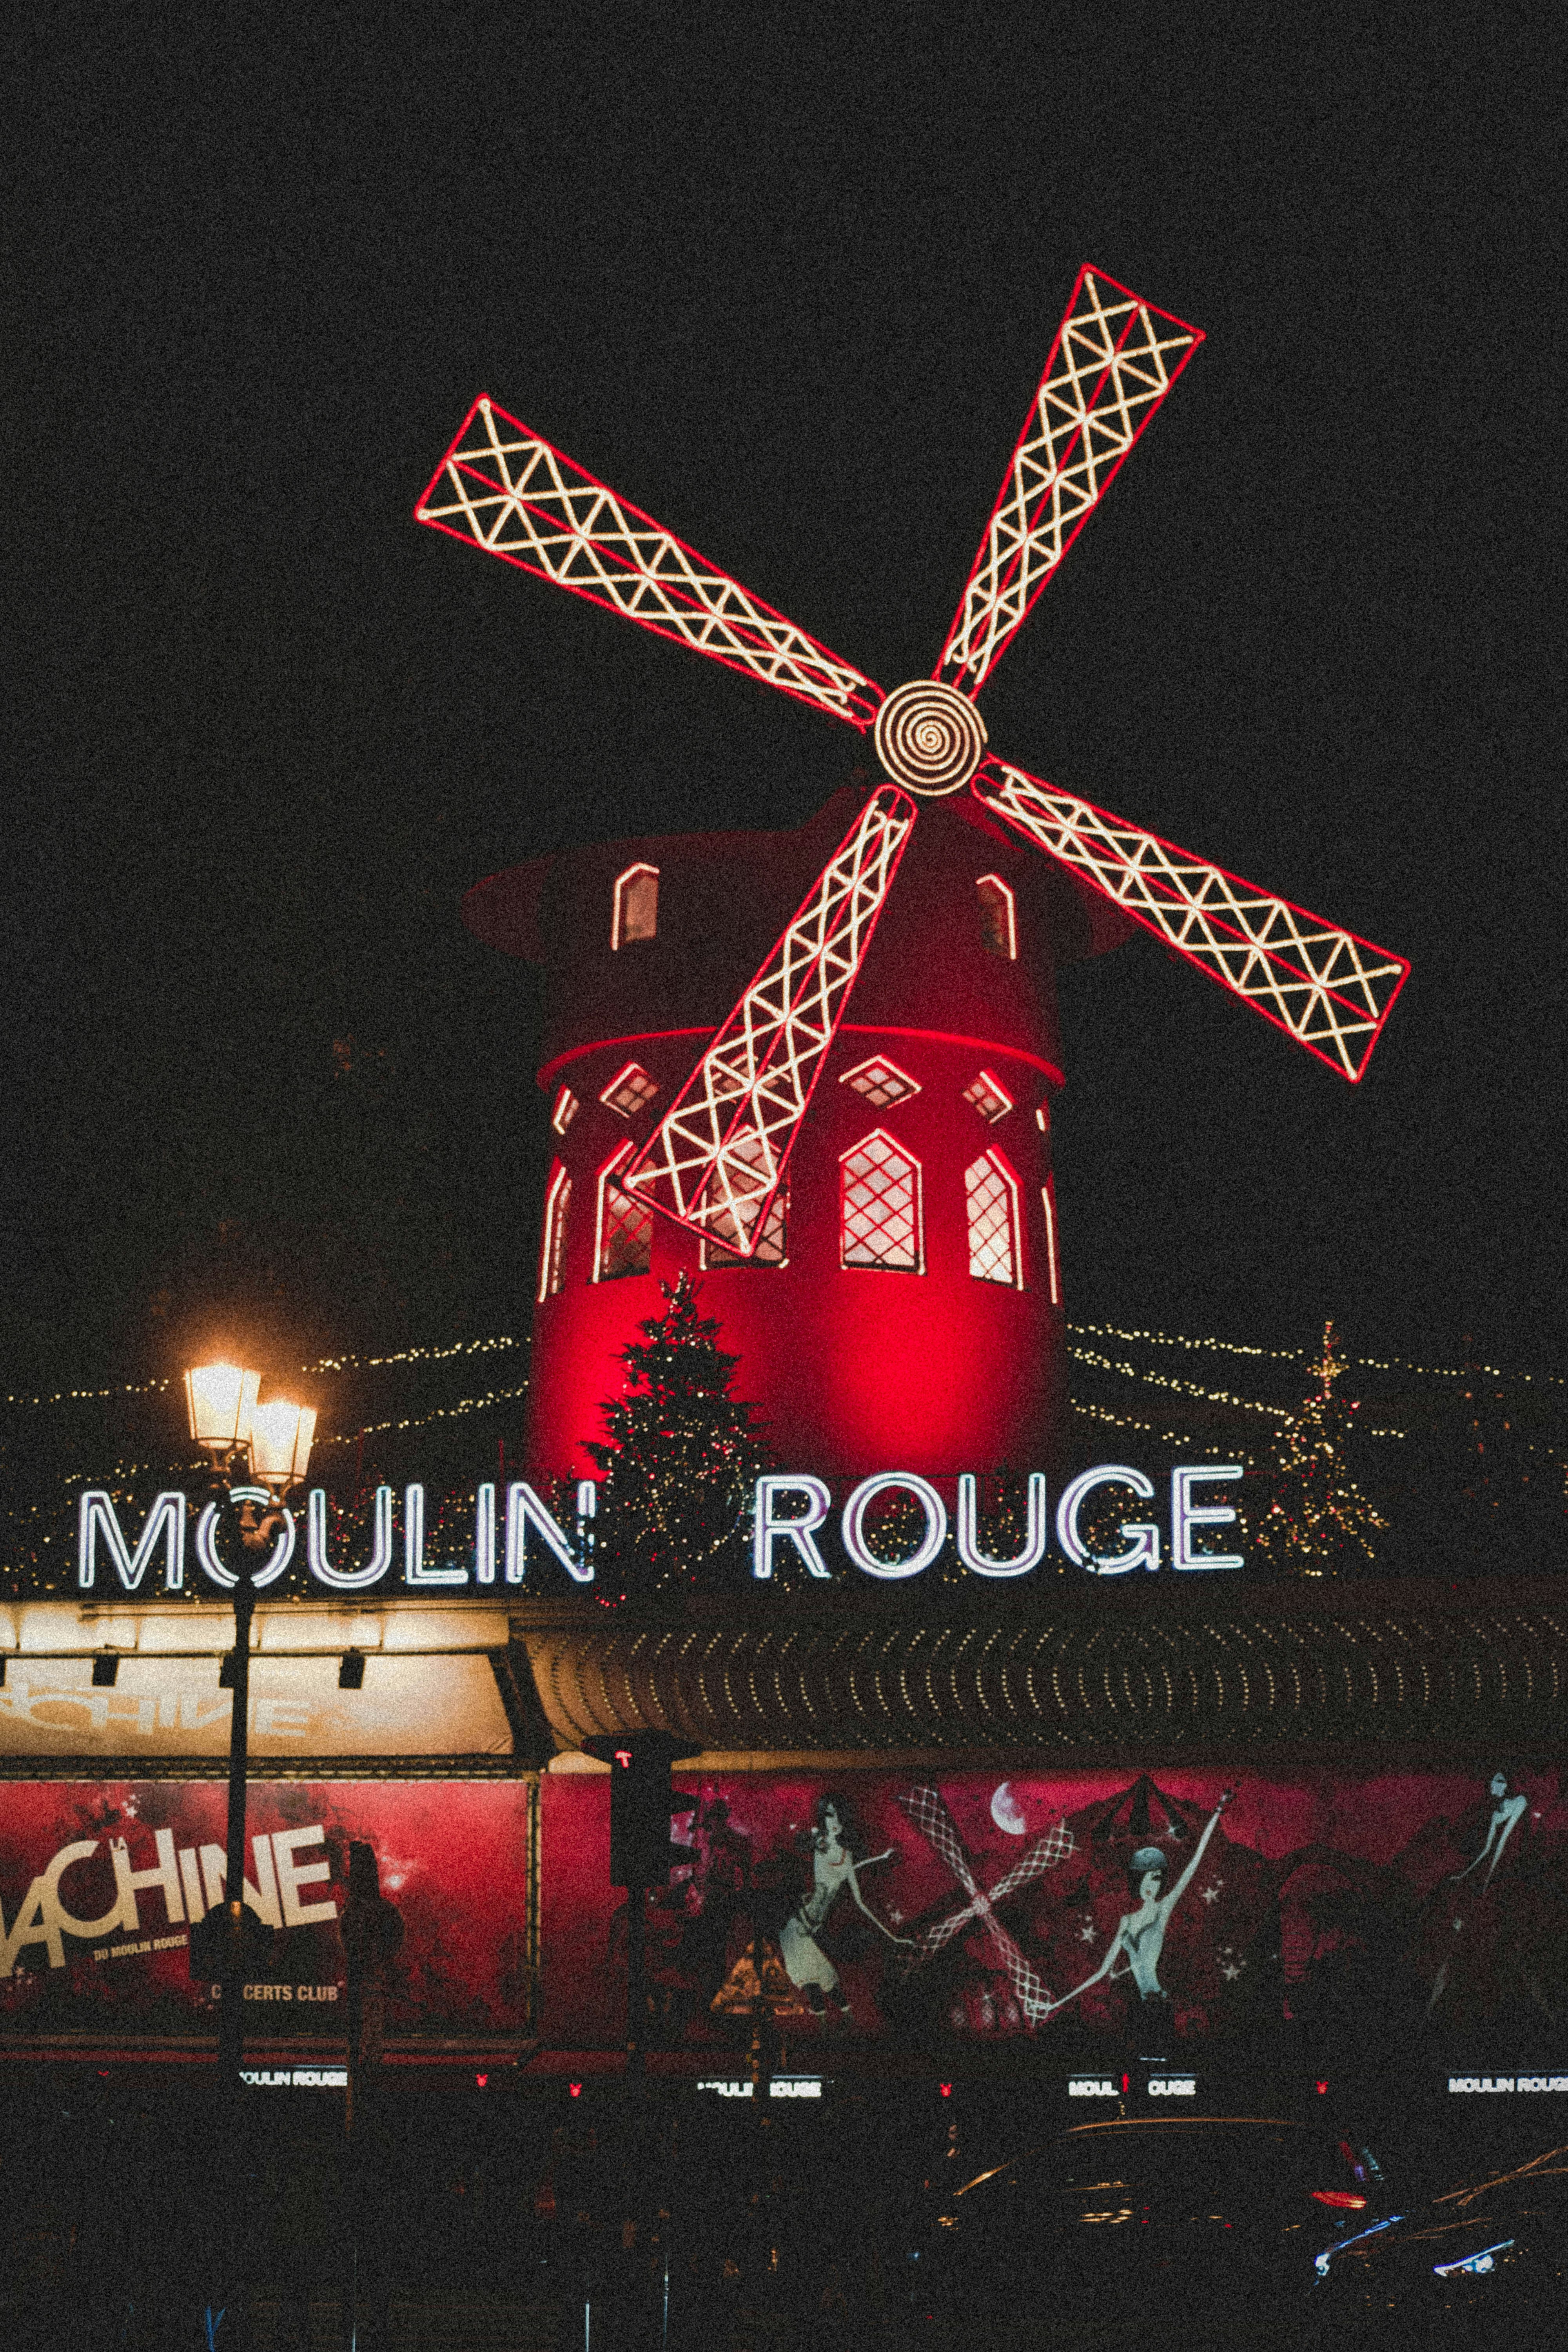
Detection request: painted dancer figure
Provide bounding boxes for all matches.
[780,1792,911,2021]
[1426,1768,1532,2016]
[1452,1770,1528,1893]
[1042,1790,1232,2016]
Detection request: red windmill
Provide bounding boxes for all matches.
[422,269,1408,1486]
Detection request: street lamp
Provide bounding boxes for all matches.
[184,1360,316,2101]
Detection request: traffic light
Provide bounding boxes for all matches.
[581,1731,695,1887]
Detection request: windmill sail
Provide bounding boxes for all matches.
[416,396,883,729]
[971,755,1409,1082]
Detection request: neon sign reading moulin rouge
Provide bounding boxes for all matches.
[76,1464,1244,1593]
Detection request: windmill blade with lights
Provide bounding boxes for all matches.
[418,266,1408,1258]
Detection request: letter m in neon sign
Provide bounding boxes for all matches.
[78,1491,188,1592]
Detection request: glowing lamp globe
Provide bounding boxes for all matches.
[248,1399,317,1497]
[184,1362,260,1463]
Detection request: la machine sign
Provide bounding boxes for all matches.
[76,1464,1243,1594]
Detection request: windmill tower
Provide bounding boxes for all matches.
[429,269,1408,1486]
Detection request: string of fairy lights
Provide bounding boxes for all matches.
[1067,1340,1293,1419]
[1074,1318,1568,1388]
[3,1322,1563,1423]
[310,1378,532,1447]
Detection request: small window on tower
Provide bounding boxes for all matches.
[612,864,659,949]
[840,1054,921,1107]
[599,1062,660,1118]
[976,874,1016,960]
[963,1069,1014,1123]
[840,1131,923,1273]
[703,1180,789,1267]
[965,1151,1022,1287]
[595,1148,653,1281]
[552,1086,580,1135]
[539,1165,572,1300]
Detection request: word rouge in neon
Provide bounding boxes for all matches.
[75,1465,1243,1593]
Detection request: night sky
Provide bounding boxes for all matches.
[5,6,1562,1397]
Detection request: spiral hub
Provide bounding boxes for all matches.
[872,679,987,797]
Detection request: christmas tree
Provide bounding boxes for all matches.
[1251,1321,1385,1577]
[585,1273,776,1599]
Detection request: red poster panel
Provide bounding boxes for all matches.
[0,1781,530,2053]
[540,1765,1568,2054]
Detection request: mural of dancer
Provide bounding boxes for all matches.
[1042,1789,1232,2018]
[780,1792,911,2022]
[1426,1768,1532,2016]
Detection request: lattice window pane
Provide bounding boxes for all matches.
[840,1054,920,1107]
[600,1062,660,1118]
[540,1171,571,1299]
[704,1179,788,1267]
[963,1068,1014,1123]
[842,1133,922,1271]
[597,1163,653,1280]
[966,1153,1018,1285]
[552,1086,579,1135]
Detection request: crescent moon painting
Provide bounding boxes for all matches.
[991,1781,1028,1836]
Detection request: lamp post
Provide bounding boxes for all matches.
[184,1361,317,2098]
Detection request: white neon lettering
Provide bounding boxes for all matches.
[195,1486,296,1591]
[307,1486,394,1590]
[752,1477,833,1579]
[474,1481,497,1585]
[77,1490,187,1592]
[505,1481,591,1584]
[1055,1466,1161,1574]
[1171,1465,1244,1571]
[403,1483,469,1586]
[956,1472,1047,1576]
[841,1473,947,1579]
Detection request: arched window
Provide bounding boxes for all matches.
[612,863,659,949]
[976,873,1016,960]
[538,1164,572,1301]
[1041,1174,1062,1307]
[595,1145,653,1281]
[965,1151,1022,1287]
[702,1178,789,1267]
[840,1131,923,1272]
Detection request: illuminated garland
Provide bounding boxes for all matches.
[1068,1341,1292,1419]
[4,1319,1561,1423]
[2,1378,175,1408]
[303,1334,523,1375]
[1074,1319,1565,1388]
[311,1379,531,1446]
[1072,1401,1243,1451]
